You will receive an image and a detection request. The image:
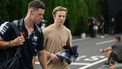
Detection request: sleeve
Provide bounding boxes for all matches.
[111,45,116,50]
[36,31,44,51]
[0,22,13,41]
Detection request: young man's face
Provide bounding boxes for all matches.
[31,8,45,24]
[53,11,67,25]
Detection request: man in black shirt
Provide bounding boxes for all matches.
[0,0,57,69]
[100,35,122,65]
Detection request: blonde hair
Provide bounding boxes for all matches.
[52,6,67,16]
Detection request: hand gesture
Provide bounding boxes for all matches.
[10,32,25,46]
[49,53,59,62]
[100,48,104,53]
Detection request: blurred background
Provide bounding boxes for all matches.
[0,0,122,36]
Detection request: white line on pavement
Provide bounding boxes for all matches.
[73,38,90,41]
[35,62,91,65]
[76,55,87,61]
[71,63,90,65]
[96,40,114,45]
[78,58,107,69]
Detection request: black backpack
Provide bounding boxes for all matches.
[0,20,22,69]
[7,20,23,69]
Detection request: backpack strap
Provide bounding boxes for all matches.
[10,20,22,57]
[11,20,20,36]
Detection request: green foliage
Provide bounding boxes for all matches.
[0,0,29,23]
[0,0,106,36]
[44,0,69,26]
[85,0,106,19]
[0,0,10,22]
[44,0,106,36]
[73,0,89,35]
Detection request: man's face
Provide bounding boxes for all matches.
[31,8,45,24]
[53,11,67,25]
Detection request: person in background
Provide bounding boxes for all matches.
[100,35,122,65]
[109,17,115,35]
[88,17,96,38]
[43,6,72,69]
[98,16,104,38]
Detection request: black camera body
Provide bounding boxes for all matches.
[57,45,78,64]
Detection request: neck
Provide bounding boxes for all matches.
[53,23,63,29]
[24,15,34,28]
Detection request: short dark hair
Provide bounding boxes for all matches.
[114,35,121,42]
[28,0,45,10]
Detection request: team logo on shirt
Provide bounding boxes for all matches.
[32,36,38,45]
[33,36,38,42]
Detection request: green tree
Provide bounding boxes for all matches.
[0,0,29,23]
[0,0,106,36]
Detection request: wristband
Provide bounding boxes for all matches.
[9,41,13,47]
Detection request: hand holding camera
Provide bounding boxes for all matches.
[57,45,79,64]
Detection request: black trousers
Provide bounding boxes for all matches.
[110,51,122,63]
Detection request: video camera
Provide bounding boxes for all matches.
[57,45,79,64]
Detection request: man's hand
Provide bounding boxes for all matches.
[100,47,112,53]
[0,33,25,49]
[100,49,104,53]
[49,53,59,62]
[11,34,25,46]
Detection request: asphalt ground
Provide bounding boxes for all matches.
[35,34,122,69]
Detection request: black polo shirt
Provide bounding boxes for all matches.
[0,18,44,69]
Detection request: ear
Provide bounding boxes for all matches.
[53,15,55,18]
[29,9,34,15]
